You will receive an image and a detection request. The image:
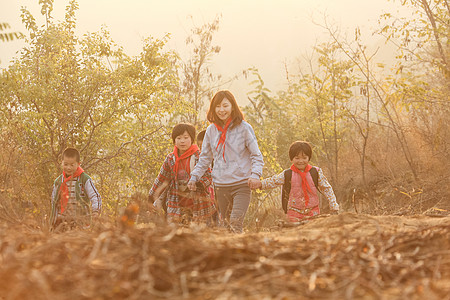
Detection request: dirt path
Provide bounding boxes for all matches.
[0,213,449,299]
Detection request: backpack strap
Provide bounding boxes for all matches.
[190,153,196,173]
[76,172,92,206]
[79,172,90,185]
[309,167,319,190]
[281,167,320,214]
[281,169,292,214]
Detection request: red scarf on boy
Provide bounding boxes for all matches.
[214,118,232,162]
[173,144,199,178]
[290,164,313,207]
[60,166,84,213]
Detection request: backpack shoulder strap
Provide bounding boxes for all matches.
[79,172,90,185]
[281,169,292,214]
[309,167,319,189]
[54,174,64,187]
[189,153,197,173]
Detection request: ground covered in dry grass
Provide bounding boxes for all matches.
[0,212,449,300]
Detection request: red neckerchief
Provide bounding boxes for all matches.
[214,118,232,162]
[173,144,199,178]
[290,164,312,207]
[60,166,84,213]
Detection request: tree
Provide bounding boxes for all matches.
[381,0,449,77]
[179,16,222,127]
[320,19,421,181]
[0,22,24,64]
[0,22,23,43]
[378,0,450,176]
[0,0,182,218]
[243,68,281,175]
[279,42,353,185]
[310,42,353,185]
[333,28,378,186]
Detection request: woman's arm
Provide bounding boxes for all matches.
[188,127,214,190]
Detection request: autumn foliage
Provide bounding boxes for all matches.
[0,1,449,227]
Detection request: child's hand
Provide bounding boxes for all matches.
[255,181,262,189]
[55,215,63,225]
[248,178,261,190]
[154,198,163,210]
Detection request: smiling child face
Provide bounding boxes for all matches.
[174,130,193,154]
[291,151,310,171]
[61,156,80,177]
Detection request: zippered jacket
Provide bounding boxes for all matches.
[50,172,101,224]
[190,120,264,186]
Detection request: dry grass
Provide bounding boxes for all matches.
[0,212,449,300]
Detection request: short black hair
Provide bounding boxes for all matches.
[288,141,312,161]
[62,147,80,162]
[197,130,206,142]
[171,123,196,144]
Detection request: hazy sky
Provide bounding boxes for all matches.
[1,0,409,102]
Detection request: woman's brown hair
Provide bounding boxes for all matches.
[206,90,244,128]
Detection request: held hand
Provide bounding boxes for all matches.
[55,215,63,225]
[154,198,163,210]
[255,180,262,190]
[248,178,261,190]
[187,181,197,191]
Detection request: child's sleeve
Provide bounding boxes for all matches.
[51,182,58,206]
[261,171,285,190]
[85,178,102,213]
[317,168,339,211]
[149,154,173,198]
[50,181,59,224]
[196,166,212,192]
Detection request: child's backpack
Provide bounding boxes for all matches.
[281,168,319,214]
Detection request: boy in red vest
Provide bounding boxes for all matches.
[254,141,339,222]
[50,147,102,228]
